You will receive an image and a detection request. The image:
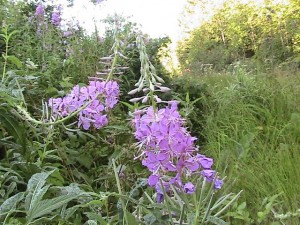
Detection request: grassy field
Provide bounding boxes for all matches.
[179,69,300,224]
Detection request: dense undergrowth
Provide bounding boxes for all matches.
[171,70,300,224]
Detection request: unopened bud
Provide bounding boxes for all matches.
[154,75,165,83]
[128,88,139,95]
[151,76,156,83]
[129,97,143,103]
[150,64,156,72]
[159,86,171,92]
[142,95,149,103]
[154,95,162,103]
[137,80,144,91]
[149,82,155,91]
[143,88,149,92]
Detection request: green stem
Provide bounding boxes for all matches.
[106,49,118,82]
[112,159,128,225]
[2,29,9,83]
[150,90,156,112]
[106,25,120,82]
[15,95,97,126]
[160,180,174,225]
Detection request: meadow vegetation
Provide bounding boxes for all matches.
[1,0,300,224]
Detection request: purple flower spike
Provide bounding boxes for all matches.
[51,12,61,26]
[35,4,45,17]
[48,80,119,130]
[132,101,223,202]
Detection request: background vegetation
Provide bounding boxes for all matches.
[1,0,300,224]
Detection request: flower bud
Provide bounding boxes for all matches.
[149,82,155,91]
[128,88,139,95]
[143,88,149,93]
[151,76,156,84]
[159,86,171,93]
[142,95,149,103]
[129,97,143,102]
[154,75,165,83]
[154,95,162,103]
[137,80,144,91]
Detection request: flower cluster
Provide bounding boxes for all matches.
[132,101,223,202]
[49,80,119,130]
[34,4,48,36]
[35,4,45,17]
[51,5,62,26]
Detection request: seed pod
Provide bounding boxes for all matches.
[135,76,143,87]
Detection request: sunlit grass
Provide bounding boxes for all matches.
[183,70,300,224]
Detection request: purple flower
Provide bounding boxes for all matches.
[48,80,119,130]
[184,182,195,194]
[155,182,170,203]
[201,169,216,182]
[132,101,222,202]
[63,31,73,37]
[196,154,214,169]
[148,174,160,186]
[214,178,224,189]
[35,4,45,17]
[51,12,61,26]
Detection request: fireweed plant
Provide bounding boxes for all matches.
[130,36,223,203]
[47,19,124,129]
[48,80,119,130]
[15,11,124,129]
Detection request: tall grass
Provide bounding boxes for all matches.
[189,71,300,224]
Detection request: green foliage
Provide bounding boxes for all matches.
[181,71,300,224]
[178,0,300,73]
[0,170,89,224]
[2,0,286,224]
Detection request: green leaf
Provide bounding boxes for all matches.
[25,171,54,212]
[8,30,19,39]
[85,212,108,225]
[26,194,79,222]
[206,216,229,225]
[7,55,22,68]
[87,220,98,225]
[0,192,24,215]
[125,210,139,225]
[0,108,27,151]
[237,202,247,211]
[45,87,59,95]
[120,101,138,111]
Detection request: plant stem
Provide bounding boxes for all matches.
[1,28,9,83]
[112,158,128,225]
